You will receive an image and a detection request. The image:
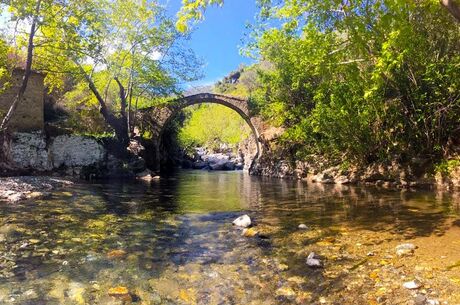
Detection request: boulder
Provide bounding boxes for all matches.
[209,159,227,170]
[223,161,236,171]
[235,163,244,170]
[192,161,207,169]
[306,252,322,267]
[233,214,252,228]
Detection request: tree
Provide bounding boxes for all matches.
[176,0,223,32]
[176,0,460,31]
[37,0,202,148]
[0,0,42,131]
[440,0,460,21]
[1,0,202,149]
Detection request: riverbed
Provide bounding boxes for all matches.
[0,170,459,304]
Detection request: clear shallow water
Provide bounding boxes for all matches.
[1,170,460,304]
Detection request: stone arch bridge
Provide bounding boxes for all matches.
[136,93,266,172]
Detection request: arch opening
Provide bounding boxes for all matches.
[139,94,263,174]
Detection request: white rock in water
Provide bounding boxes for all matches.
[396,243,417,257]
[298,224,308,230]
[306,252,322,267]
[232,215,251,228]
[403,279,422,289]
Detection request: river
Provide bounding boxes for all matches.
[0,170,459,304]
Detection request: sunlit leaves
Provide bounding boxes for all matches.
[178,104,251,150]
[250,0,460,162]
[175,0,224,32]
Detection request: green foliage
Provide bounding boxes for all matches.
[176,0,224,32]
[435,159,460,175]
[214,65,261,99]
[0,36,12,92]
[249,0,460,163]
[177,103,251,151]
[2,0,202,136]
[0,38,10,81]
[61,80,110,134]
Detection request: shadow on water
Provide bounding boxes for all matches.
[0,170,459,304]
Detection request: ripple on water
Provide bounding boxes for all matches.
[0,171,459,304]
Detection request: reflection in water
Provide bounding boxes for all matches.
[0,170,459,304]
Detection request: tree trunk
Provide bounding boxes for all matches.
[79,69,130,149]
[0,0,42,131]
[441,0,460,21]
[114,77,130,147]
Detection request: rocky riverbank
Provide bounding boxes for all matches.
[0,176,73,203]
[1,132,148,179]
[252,154,460,190]
[182,147,245,171]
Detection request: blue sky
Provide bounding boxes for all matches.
[164,0,258,88]
[0,1,258,88]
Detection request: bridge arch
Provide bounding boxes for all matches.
[138,93,264,172]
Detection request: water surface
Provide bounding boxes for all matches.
[1,171,460,304]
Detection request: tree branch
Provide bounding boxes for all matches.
[0,0,42,131]
[440,0,460,21]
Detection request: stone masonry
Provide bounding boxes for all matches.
[0,69,45,131]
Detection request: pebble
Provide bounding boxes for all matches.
[232,215,251,228]
[415,294,427,305]
[298,224,308,230]
[396,243,417,257]
[275,286,296,298]
[403,279,422,289]
[277,263,289,271]
[242,228,258,237]
[108,286,130,300]
[107,249,127,259]
[306,252,322,267]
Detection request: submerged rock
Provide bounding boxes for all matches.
[277,263,289,271]
[68,282,86,305]
[108,286,130,301]
[298,224,308,230]
[275,286,296,298]
[396,243,417,257]
[306,252,322,267]
[136,170,154,181]
[107,249,127,259]
[415,294,427,305]
[233,214,251,228]
[242,228,258,237]
[403,279,422,289]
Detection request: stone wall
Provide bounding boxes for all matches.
[8,132,106,175]
[4,132,147,179]
[0,69,44,132]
